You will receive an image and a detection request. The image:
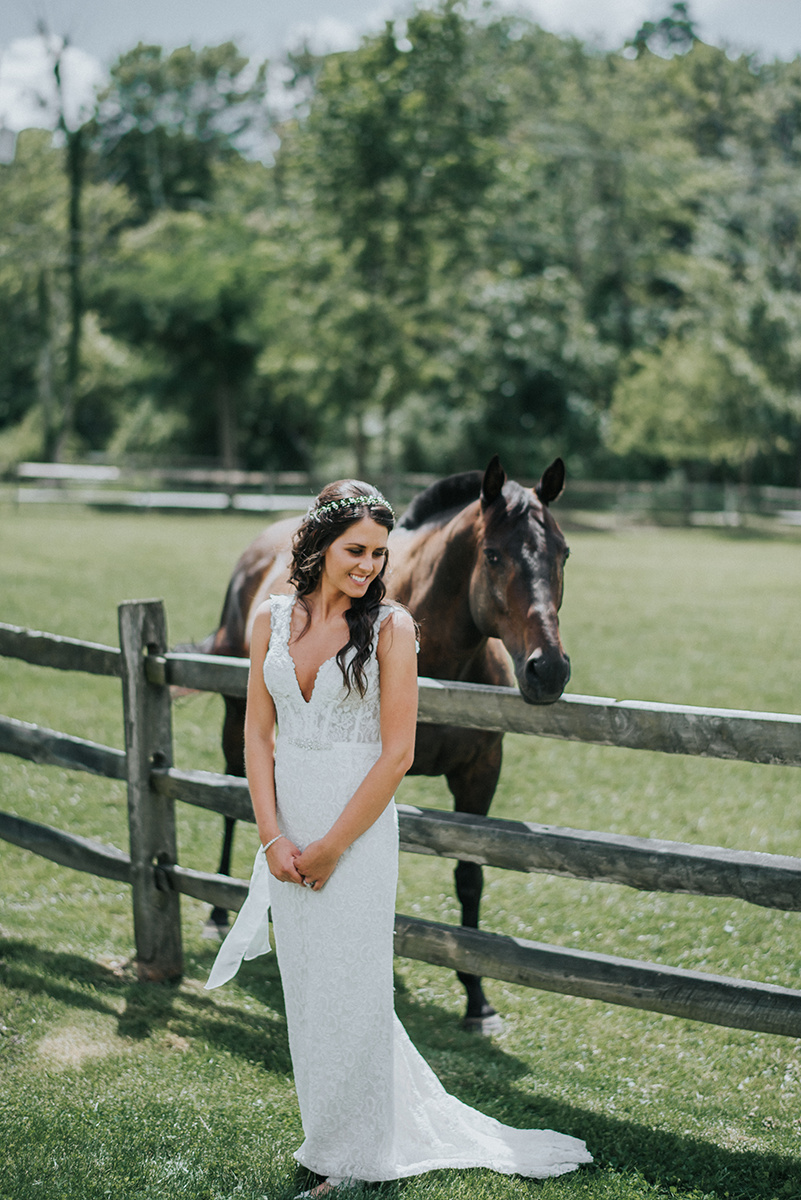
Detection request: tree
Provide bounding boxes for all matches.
[273,2,507,477]
[8,3,801,483]
[0,127,131,463]
[83,42,290,466]
[605,36,801,484]
[631,2,698,59]
[95,194,278,468]
[91,42,269,221]
[606,250,801,480]
[0,130,64,457]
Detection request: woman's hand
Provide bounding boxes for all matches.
[264,836,304,885]
[293,838,343,891]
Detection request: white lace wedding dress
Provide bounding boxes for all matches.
[206,594,591,1183]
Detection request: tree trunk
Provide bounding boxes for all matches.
[54,125,85,461]
[36,269,58,461]
[353,409,368,479]
[216,379,239,470]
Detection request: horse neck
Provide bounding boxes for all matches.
[404,503,487,670]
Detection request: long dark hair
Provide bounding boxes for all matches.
[288,480,395,696]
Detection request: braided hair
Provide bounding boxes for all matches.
[288,481,395,697]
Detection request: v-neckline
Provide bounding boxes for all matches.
[286,596,342,706]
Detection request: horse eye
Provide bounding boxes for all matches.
[564,547,571,561]
[484,548,501,566]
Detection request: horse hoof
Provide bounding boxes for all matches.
[202,918,229,941]
[462,1011,504,1036]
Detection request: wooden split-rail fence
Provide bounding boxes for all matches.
[2,599,801,1037]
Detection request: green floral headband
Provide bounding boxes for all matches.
[310,494,395,521]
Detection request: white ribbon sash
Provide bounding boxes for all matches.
[204,845,273,989]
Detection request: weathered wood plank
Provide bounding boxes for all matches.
[151,766,253,822]
[0,715,126,779]
[146,760,801,911]
[150,651,801,766]
[0,810,130,882]
[156,863,249,910]
[0,622,120,676]
[415,679,801,766]
[396,804,801,911]
[393,914,801,1038]
[119,601,182,983]
[147,652,248,697]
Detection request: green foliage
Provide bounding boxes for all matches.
[90,42,269,221]
[0,130,64,433]
[95,209,263,464]
[608,323,796,472]
[0,129,133,461]
[4,3,801,481]
[632,2,699,58]
[267,3,509,476]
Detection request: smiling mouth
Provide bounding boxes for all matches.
[349,573,370,584]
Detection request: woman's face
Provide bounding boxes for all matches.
[321,515,389,599]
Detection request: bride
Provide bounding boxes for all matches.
[206,479,591,1196]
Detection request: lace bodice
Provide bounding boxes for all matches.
[264,593,389,749]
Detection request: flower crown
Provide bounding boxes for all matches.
[310,493,395,521]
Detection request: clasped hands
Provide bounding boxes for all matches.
[264,834,342,892]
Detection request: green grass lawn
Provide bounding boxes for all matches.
[1,503,801,1200]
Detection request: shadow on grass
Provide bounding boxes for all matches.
[0,939,127,1017]
[563,1113,797,1200]
[3,938,797,1199]
[0,937,292,1074]
[393,979,799,1200]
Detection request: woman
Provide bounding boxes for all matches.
[206,480,591,1196]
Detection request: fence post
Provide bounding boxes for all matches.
[118,600,182,982]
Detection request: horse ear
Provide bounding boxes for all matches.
[481,455,507,508]
[535,457,566,506]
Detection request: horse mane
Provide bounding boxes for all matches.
[399,470,484,530]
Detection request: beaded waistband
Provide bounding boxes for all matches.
[279,736,380,752]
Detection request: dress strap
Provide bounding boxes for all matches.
[268,592,294,647]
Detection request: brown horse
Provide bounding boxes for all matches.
[205,455,570,1030]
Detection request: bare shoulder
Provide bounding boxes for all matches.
[250,597,274,649]
[377,605,417,657]
[252,597,273,628]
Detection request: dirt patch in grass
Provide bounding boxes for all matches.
[36,1022,130,1070]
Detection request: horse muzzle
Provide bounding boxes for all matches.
[517,649,571,705]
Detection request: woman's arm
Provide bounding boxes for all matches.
[245,602,304,885]
[294,608,418,889]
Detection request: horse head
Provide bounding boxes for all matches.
[469,455,571,704]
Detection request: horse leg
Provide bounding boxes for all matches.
[454,860,502,1032]
[446,733,504,1034]
[204,694,247,939]
[204,816,237,937]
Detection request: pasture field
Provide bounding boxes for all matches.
[1,502,801,1200]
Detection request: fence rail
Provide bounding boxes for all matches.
[0,810,132,882]
[0,622,121,676]
[149,766,801,911]
[9,463,437,514]
[0,714,126,778]
[2,610,801,1035]
[9,462,801,526]
[147,650,801,767]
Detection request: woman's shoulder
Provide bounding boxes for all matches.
[376,603,419,651]
[378,601,412,626]
[252,592,293,638]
